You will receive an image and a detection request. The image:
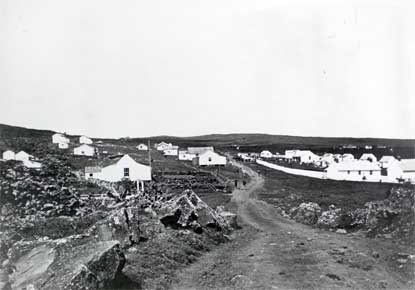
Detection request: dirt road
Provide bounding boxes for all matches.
[170,160,412,290]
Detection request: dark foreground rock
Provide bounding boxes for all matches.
[158,190,231,233]
[3,238,123,290]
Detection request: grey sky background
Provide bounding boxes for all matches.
[0,0,414,139]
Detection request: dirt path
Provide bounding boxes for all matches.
[170,160,411,290]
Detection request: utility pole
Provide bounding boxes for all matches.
[148,140,152,168]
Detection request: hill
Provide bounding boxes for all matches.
[0,123,55,138]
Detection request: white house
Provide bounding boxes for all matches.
[293,150,320,164]
[2,150,15,160]
[2,150,41,168]
[80,136,93,144]
[85,155,151,185]
[197,150,226,166]
[74,144,95,156]
[341,153,355,162]
[52,133,70,144]
[284,150,298,159]
[260,150,273,158]
[379,156,403,182]
[15,151,32,161]
[187,147,214,157]
[156,142,173,151]
[399,159,415,183]
[325,160,381,181]
[317,153,334,167]
[360,153,377,163]
[137,143,148,151]
[163,146,179,156]
[178,150,197,161]
[58,142,69,149]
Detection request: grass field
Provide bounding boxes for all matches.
[248,163,395,212]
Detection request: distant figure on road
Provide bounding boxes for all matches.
[234,179,238,188]
[243,180,247,187]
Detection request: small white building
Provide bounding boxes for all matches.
[58,142,69,149]
[52,133,70,144]
[74,144,95,156]
[85,155,151,185]
[156,142,173,151]
[2,150,15,160]
[80,136,93,144]
[284,150,298,159]
[341,153,355,162]
[187,147,214,157]
[293,150,320,164]
[163,146,179,156]
[137,143,148,151]
[326,160,381,181]
[260,150,273,158]
[197,150,226,166]
[179,150,196,161]
[379,156,402,182]
[400,159,415,183]
[15,151,32,161]
[360,153,377,163]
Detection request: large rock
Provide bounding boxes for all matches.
[5,238,124,290]
[157,190,230,233]
[290,202,321,225]
[96,206,164,246]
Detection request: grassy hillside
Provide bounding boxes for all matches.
[1,123,414,158]
[0,123,55,138]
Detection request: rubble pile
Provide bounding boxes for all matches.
[290,202,321,225]
[158,190,232,233]
[317,205,343,229]
[0,158,90,217]
[284,186,414,241]
[352,186,415,238]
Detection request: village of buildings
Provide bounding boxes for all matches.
[2,132,414,187]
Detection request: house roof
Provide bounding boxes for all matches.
[85,154,150,169]
[360,153,377,160]
[332,160,381,171]
[75,144,94,150]
[400,159,415,172]
[379,156,395,163]
[188,147,214,154]
[200,150,224,158]
[164,146,179,150]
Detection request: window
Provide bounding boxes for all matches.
[89,173,93,177]
[208,157,212,162]
[124,168,130,177]
[370,170,373,175]
[347,171,350,174]
[358,170,361,175]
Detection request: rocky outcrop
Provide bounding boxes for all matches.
[4,238,124,290]
[158,190,231,233]
[290,202,321,225]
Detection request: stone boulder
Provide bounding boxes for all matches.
[95,206,164,247]
[157,190,230,233]
[4,238,124,290]
[290,202,321,225]
[216,206,238,229]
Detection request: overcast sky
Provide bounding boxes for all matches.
[0,0,414,139]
